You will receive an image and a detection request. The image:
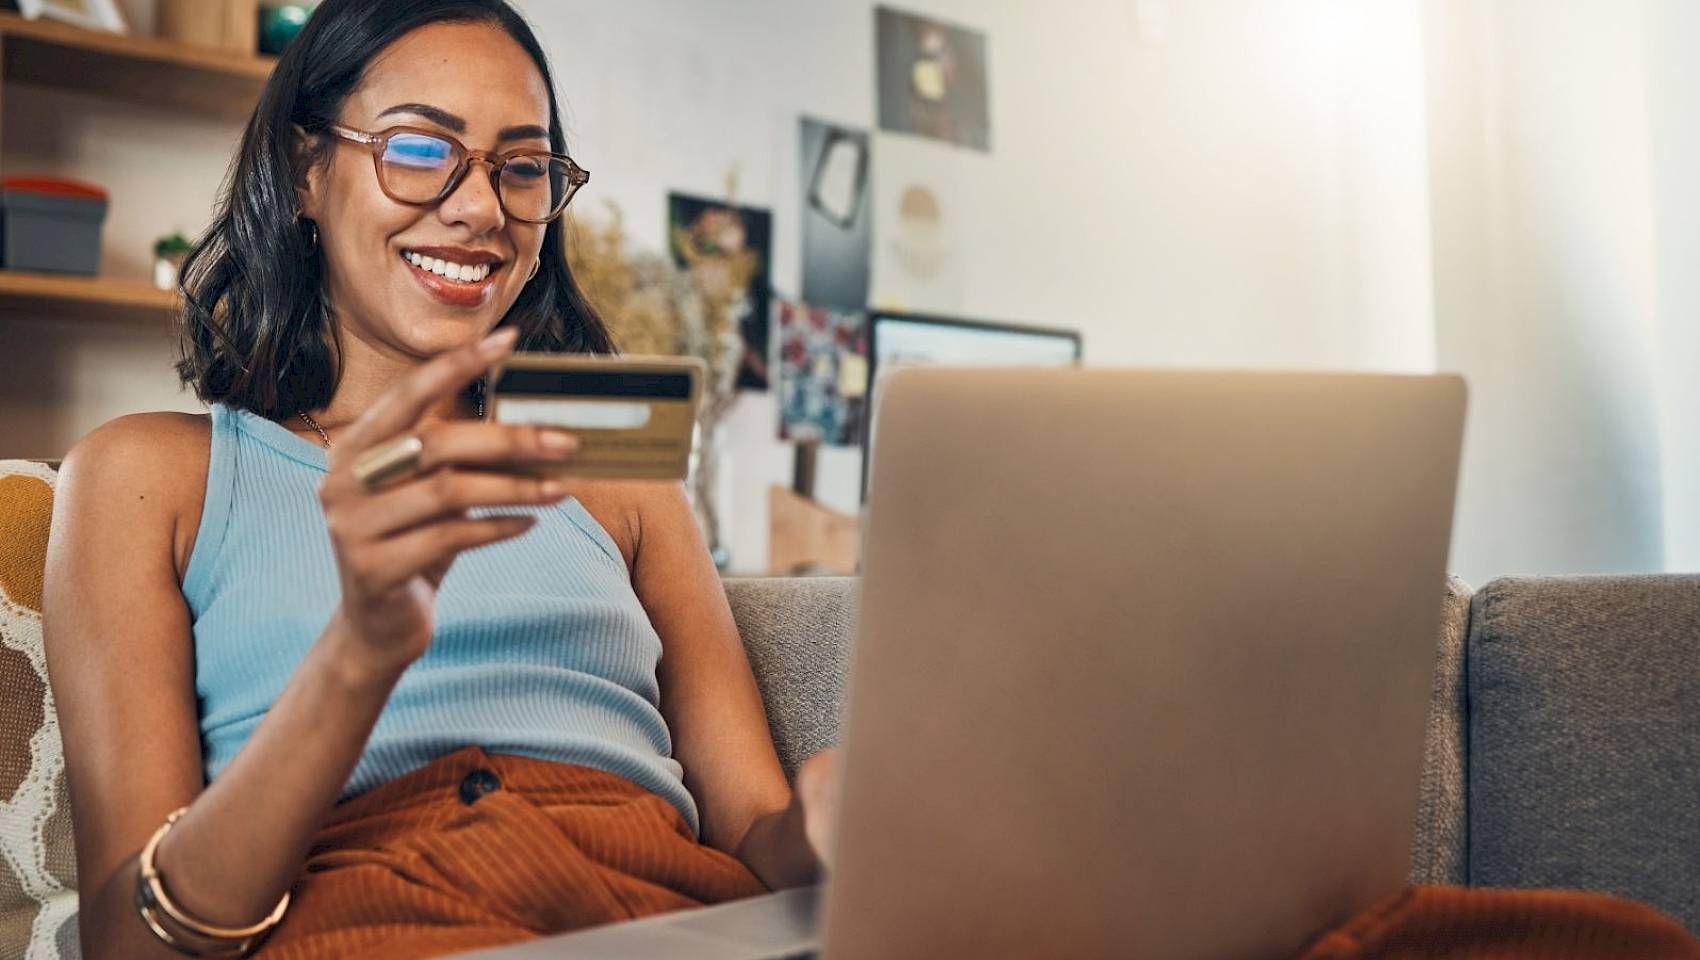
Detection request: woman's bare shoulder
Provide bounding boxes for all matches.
[572,478,643,570]
[63,411,210,485]
[57,412,212,577]
[573,478,694,564]
[573,479,697,564]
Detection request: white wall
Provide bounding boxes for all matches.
[1646,0,1700,573]
[1424,0,1670,584]
[12,0,1688,580]
[5,0,1438,573]
[515,0,1437,571]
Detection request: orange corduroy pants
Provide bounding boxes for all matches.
[250,746,765,959]
[248,745,1700,959]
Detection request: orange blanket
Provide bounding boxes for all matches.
[251,746,764,958]
[1297,885,1700,960]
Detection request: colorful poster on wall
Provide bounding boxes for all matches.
[799,116,873,311]
[875,6,991,152]
[775,299,869,447]
[667,193,773,391]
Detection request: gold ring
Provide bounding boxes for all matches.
[352,433,425,490]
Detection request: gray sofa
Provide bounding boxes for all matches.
[2,456,1697,960]
[725,574,1700,933]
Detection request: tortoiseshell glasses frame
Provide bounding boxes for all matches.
[326,123,589,224]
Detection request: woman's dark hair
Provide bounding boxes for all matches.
[175,0,614,419]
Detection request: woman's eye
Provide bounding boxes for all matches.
[384,135,454,169]
[505,159,547,181]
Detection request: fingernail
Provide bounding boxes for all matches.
[541,430,576,453]
[479,327,520,356]
[541,479,568,497]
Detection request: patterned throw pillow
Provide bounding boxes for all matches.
[0,460,78,960]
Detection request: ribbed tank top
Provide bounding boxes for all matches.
[182,403,698,834]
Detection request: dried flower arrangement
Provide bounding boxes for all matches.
[564,200,752,567]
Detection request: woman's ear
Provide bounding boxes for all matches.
[291,123,324,220]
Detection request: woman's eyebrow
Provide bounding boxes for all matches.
[376,102,465,131]
[372,104,547,145]
[497,124,550,144]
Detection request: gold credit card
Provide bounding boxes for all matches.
[487,353,703,480]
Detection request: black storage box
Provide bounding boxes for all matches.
[0,176,109,275]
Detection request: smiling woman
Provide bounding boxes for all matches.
[40,2,835,958]
[174,1,611,424]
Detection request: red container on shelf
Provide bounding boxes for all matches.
[0,176,109,276]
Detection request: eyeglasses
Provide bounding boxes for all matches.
[326,123,589,224]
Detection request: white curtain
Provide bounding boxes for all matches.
[1424,0,1696,581]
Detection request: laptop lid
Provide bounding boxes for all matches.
[822,368,1465,960]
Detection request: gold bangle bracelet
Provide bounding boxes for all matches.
[134,886,250,958]
[135,807,291,954]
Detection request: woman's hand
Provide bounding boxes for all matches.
[732,747,842,888]
[317,327,577,676]
[794,747,843,870]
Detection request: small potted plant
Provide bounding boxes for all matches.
[153,232,193,290]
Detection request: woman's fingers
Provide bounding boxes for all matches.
[343,514,537,595]
[412,421,578,474]
[326,421,580,539]
[335,326,518,457]
[342,469,574,541]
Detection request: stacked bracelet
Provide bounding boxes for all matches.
[134,807,292,957]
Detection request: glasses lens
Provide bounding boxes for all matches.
[380,133,458,202]
[499,155,578,221]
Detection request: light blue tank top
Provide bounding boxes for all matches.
[182,403,698,834]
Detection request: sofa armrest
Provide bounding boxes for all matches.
[724,576,856,780]
[1408,575,1472,886]
[1467,575,1700,932]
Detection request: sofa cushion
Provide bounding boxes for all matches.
[727,571,1480,891]
[1467,575,1700,932]
[723,577,855,779]
[0,459,79,959]
[1408,576,1472,886]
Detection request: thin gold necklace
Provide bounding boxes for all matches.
[298,388,485,450]
[298,411,332,447]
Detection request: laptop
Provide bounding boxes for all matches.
[462,368,1467,960]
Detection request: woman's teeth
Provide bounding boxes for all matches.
[403,251,493,283]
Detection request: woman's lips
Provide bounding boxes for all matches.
[402,253,498,308]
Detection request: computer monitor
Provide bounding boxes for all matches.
[861,311,1083,499]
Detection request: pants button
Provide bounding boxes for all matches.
[459,768,501,805]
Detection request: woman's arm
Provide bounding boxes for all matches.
[47,332,568,957]
[45,415,412,959]
[624,482,824,889]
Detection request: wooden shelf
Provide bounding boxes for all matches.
[0,15,264,326]
[0,270,177,324]
[0,11,275,117]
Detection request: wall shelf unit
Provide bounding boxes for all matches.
[0,270,176,324]
[0,13,272,328]
[0,12,274,118]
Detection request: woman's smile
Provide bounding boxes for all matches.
[399,244,505,307]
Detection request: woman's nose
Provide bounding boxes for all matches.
[437,159,506,233]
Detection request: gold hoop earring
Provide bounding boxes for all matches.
[301,218,319,254]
